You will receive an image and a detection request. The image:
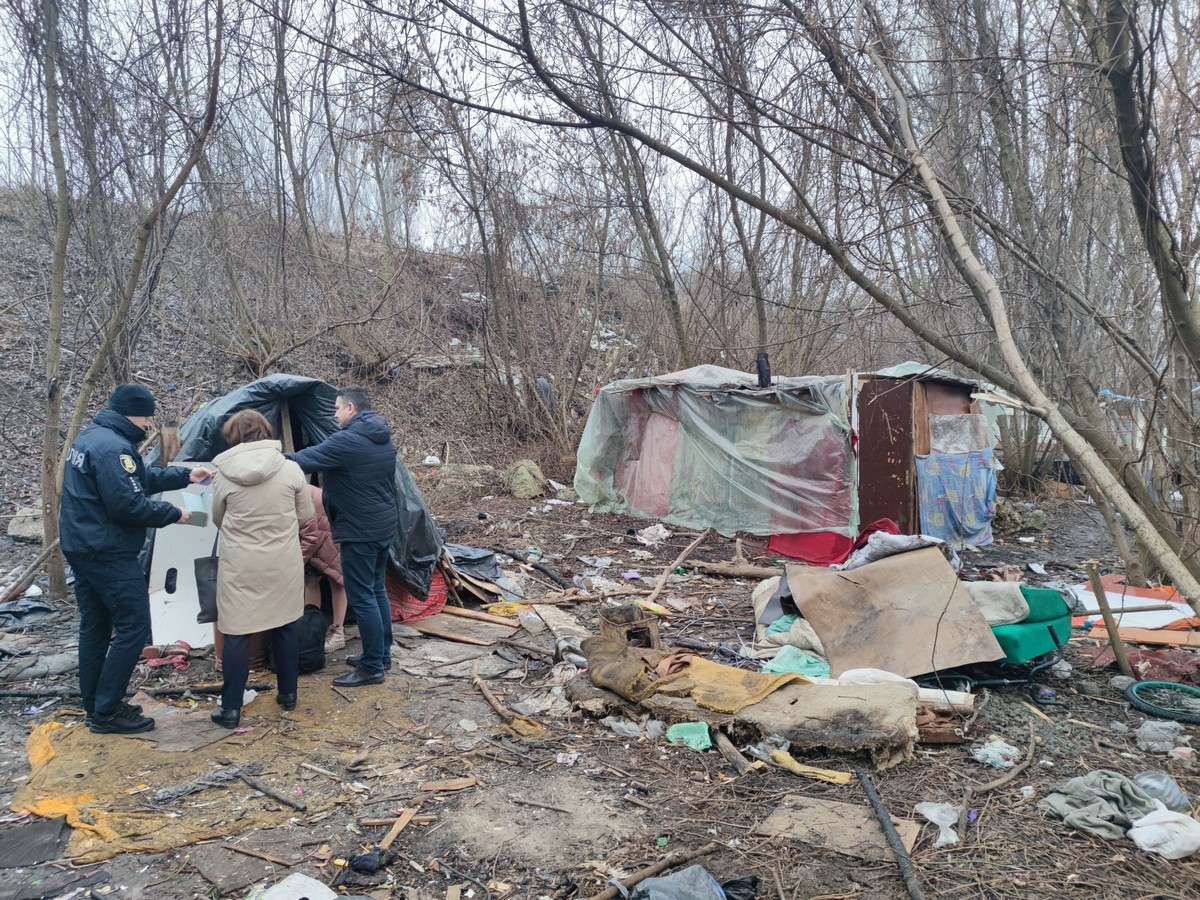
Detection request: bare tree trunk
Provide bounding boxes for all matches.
[867,39,1200,607]
[60,0,225,468]
[39,0,70,598]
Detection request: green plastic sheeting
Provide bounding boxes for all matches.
[759,645,831,678]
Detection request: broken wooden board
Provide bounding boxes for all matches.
[753,794,920,862]
[788,546,1004,677]
[568,677,919,769]
[130,691,234,752]
[1086,624,1200,648]
[411,613,519,646]
[188,840,294,894]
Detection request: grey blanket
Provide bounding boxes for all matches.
[1039,769,1158,839]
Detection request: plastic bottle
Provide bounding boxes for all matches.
[517,609,546,634]
[1133,771,1192,813]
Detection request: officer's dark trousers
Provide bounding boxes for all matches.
[66,553,151,718]
[219,619,300,711]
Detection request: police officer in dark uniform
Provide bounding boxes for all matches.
[60,383,213,734]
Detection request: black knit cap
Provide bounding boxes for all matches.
[107,383,156,417]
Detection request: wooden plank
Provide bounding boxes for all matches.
[440,606,519,627]
[1087,624,1200,647]
[380,808,418,849]
[411,613,518,647]
[418,776,477,793]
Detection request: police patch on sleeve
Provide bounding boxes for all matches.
[120,454,137,474]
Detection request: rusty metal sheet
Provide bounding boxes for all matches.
[857,377,916,532]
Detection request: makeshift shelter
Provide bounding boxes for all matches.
[143,374,443,646]
[574,363,998,564]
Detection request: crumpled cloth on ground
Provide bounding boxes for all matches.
[1039,769,1159,839]
[1128,806,1200,859]
[964,581,1030,626]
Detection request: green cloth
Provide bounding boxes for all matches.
[1038,769,1158,839]
[759,645,831,678]
[665,722,712,751]
[764,614,798,636]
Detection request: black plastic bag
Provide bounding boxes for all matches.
[721,875,760,900]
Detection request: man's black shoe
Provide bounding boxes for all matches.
[333,668,386,687]
[276,693,297,711]
[85,700,144,728]
[346,655,392,671]
[88,707,155,734]
[210,708,241,729]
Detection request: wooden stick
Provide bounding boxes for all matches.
[509,796,572,814]
[646,528,713,606]
[238,772,307,811]
[380,808,418,849]
[684,559,783,580]
[0,539,60,604]
[584,842,719,900]
[1080,603,1180,615]
[713,730,754,776]
[300,762,340,780]
[359,815,437,827]
[221,843,297,867]
[1085,560,1134,678]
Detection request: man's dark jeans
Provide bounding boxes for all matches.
[66,553,151,718]
[340,539,392,675]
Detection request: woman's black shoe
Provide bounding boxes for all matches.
[210,708,241,729]
[276,693,297,711]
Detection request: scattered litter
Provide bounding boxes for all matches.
[260,873,338,900]
[634,524,672,546]
[1110,675,1136,691]
[665,722,712,751]
[629,864,725,899]
[1049,660,1073,680]
[1028,562,1048,575]
[1132,771,1191,813]
[457,719,479,733]
[556,751,581,765]
[971,736,1022,769]
[744,736,852,784]
[1018,785,1035,799]
[1039,770,1157,839]
[1136,721,1186,754]
[1169,746,1195,763]
[422,455,442,466]
[1017,536,1037,544]
[517,609,547,635]
[1128,807,1200,859]
[348,847,400,873]
[621,570,642,581]
[1110,721,1129,734]
[599,715,665,740]
[914,801,962,847]
[758,645,830,678]
[578,555,613,570]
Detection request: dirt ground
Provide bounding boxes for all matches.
[2,486,1199,900]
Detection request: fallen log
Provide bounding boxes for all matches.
[685,558,784,580]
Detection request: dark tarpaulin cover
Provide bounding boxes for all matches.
[147,373,444,597]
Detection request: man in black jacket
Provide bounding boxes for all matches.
[289,387,398,687]
[60,384,213,734]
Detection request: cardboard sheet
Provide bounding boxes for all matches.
[788,546,1003,677]
[753,794,920,862]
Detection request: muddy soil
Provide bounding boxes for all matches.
[2,486,1199,900]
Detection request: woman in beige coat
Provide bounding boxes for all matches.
[210,410,314,728]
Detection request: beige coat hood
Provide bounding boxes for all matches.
[213,439,286,486]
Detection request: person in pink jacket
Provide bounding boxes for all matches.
[299,485,349,652]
